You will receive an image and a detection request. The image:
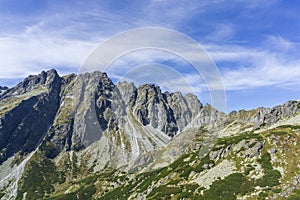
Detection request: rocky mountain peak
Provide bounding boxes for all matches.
[0,69,61,100]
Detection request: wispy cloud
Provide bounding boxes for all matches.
[0,0,201,80]
[207,36,300,90]
[0,0,299,97]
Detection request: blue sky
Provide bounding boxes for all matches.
[0,0,300,112]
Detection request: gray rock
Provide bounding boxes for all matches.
[270,148,277,154]
[244,141,264,158]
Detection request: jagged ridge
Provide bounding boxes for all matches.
[0,69,300,200]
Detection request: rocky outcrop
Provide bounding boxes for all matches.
[263,100,300,125]
[0,86,8,96]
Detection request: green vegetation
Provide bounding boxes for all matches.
[13,120,297,200]
[272,188,281,193]
[45,168,118,200]
[98,131,284,199]
[40,141,59,159]
[202,173,253,200]
[260,122,267,127]
[169,153,190,170]
[245,165,255,175]
[215,133,262,147]
[16,153,65,200]
[258,191,268,199]
[147,185,182,199]
[199,126,209,133]
[98,167,170,199]
[0,97,27,117]
[55,97,73,124]
[194,154,214,173]
[257,153,281,187]
[100,152,201,199]
[46,185,96,200]
[288,189,300,200]
[267,131,288,137]
[277,125,300,130]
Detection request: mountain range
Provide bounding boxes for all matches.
[0,69,300,200]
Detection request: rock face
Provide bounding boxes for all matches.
[0,70,61,164]
[130,85,203,137]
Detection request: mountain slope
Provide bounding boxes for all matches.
[0,69,300,200]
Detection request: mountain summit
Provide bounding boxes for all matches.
[0,70,300,199]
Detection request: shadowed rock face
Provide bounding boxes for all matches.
[130,84,203,137]
[0,70,61,164]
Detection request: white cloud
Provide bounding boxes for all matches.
[0,33,98,79]
[0,1,195,80]
[1,20,299,96]
[265,35,296,51]
[0,0,299,100]
[206,37,300,90]
[110,63,202,95]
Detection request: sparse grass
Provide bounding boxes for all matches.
[147,185,182,199]
[194,154,214,173]
[258,191,268,199]
[183,183,199,191]
[216,133,262,147]
[169,153,190,170]
[98,143,284,200]
[55,97,73,125]
[0,87,47,117]
[46,168,118,200]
